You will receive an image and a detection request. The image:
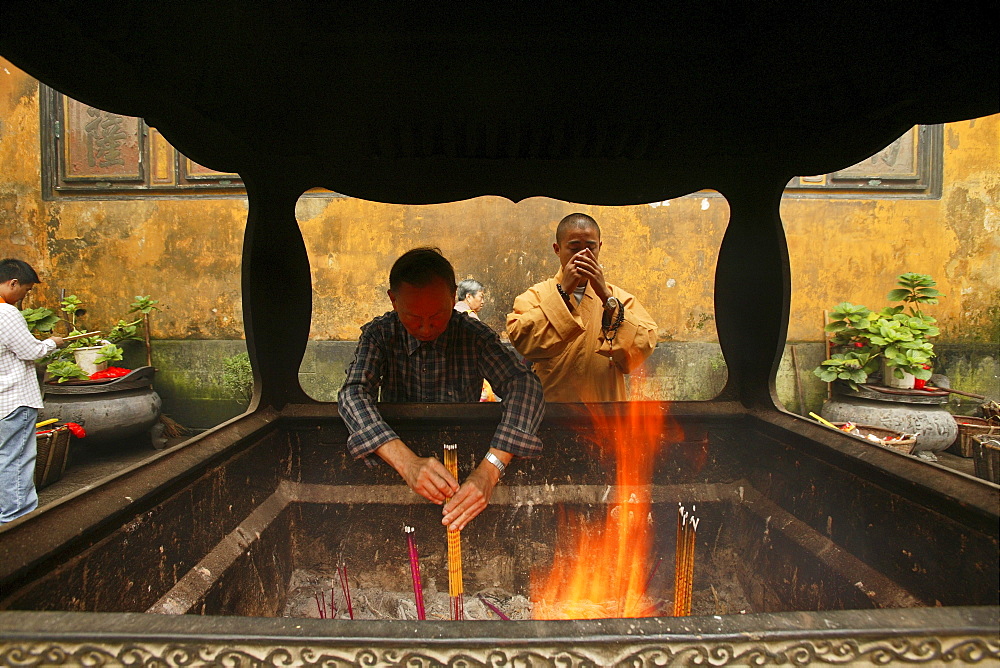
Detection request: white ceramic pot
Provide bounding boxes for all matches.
[882,359,915,389]
[73,345,108,376]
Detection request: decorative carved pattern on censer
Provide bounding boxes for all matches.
[2,636,998,666]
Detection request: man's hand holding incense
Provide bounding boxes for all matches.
[442,448,511,531]
[442,467,494,532]
[376,438,459,504]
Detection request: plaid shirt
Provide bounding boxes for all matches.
[338,311,544,460]
[0,303,55,419]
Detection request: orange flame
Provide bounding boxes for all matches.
[531,404,686,619]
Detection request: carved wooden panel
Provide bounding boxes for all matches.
[61,97,142,182]
[41,85,244,198]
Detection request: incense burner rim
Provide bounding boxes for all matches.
[1,606,997,643]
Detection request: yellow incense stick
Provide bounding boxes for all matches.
[443,443,464,619]
[809,412,839,430]
[673,505,687,617]
[683,515,698,616]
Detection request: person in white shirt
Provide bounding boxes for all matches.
[0,259,64,523]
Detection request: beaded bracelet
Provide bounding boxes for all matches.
[605,302,625,344]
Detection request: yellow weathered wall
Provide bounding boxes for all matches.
[783,116,1000,343]
[1,58,246,339]
[3,57,998,347]
[296,194,727,340]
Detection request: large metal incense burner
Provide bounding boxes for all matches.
[0,403,997,665]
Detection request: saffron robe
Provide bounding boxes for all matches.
[506,269,657,402]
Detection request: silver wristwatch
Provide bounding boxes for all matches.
[604,296,620,312]
[484,452,506,477]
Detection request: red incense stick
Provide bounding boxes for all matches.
[314,593,324,619]
[641,556,663,599]
[338,564,354,620]
[477,593,510,620]
[627,555,664,616]
[405,526,426,620]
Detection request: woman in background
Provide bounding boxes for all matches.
[454,279,485,319]
[454,278,496,401]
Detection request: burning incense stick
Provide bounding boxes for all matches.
[684,515,699,615]
[672,504,686,617]
[443,443,464,620]
[477,593,511,620]
[672,504,698,617]
[338,564,354,620]
[404,525,427,620]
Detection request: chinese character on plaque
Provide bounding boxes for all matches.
[62,97,142,181]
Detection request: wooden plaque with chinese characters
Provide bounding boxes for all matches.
[61,97,143,181]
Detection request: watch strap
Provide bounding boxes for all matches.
[484,452,506,477]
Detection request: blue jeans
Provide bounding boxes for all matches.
[0,406,39,523]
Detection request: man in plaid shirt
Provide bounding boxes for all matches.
[338,248,544,531]
[1,259,65,523]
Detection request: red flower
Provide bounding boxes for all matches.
[65,422,87,438]
[853,342,864,348]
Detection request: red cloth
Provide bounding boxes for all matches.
[89,366,130,380]
[65,422,86,438]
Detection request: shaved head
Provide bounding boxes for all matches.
[555,213,601,244]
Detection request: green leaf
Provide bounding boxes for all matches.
[60,294,83,314]
[128,295,160,315]
[898,272,935,287]
[20,307,61,334]
[95,343,124,365]
[46,360,90,382]
[107,318,143,343]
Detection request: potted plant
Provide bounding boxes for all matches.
[24,294,160,383]
[815,272,942,391]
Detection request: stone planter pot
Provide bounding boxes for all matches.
[39,366,165,448]
[821,384,957,457]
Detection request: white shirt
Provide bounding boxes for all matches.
[0,302,55,419]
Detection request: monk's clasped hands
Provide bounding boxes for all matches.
[563,248,610,302]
